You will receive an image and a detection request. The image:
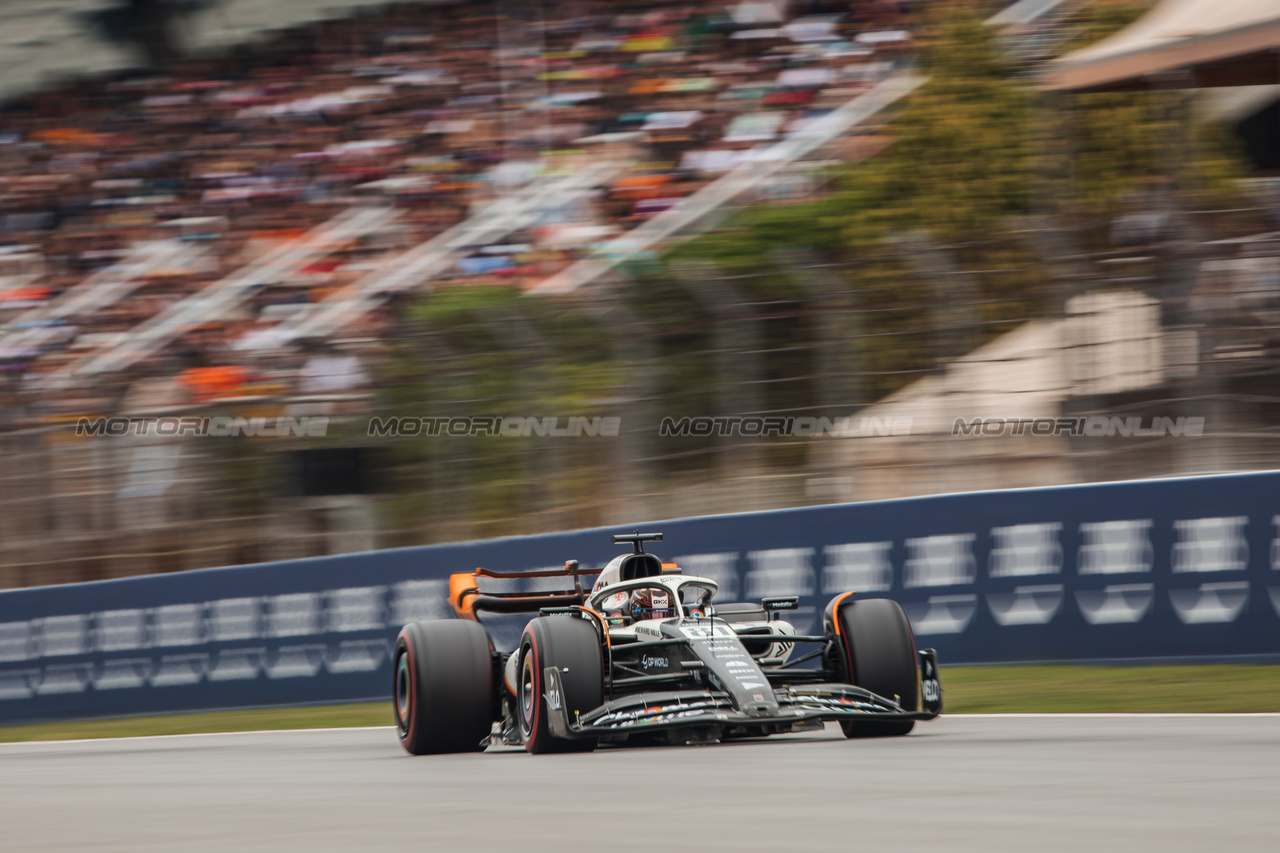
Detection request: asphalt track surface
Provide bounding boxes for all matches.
[2,715,1278,852]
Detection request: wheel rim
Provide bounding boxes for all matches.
[520,649,535,729]
[395,652,411,727]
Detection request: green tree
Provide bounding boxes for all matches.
[833,6,1033,246]
[1058,1,1251,222]
[375,286,619,543]
[670,3,1036,258]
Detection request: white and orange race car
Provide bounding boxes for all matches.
[394,532,941,754]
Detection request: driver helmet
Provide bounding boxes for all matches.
[629,587,674,622]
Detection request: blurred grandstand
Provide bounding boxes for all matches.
[0,0,1277,587]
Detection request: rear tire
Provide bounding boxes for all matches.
[517,616,603,754]
[834,598,918,738]
[394,620,495,755]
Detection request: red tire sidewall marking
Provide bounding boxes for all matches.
[838,603,856,685]
[901,607,920,710]
[524,627,542,753]
[902,606,919,660]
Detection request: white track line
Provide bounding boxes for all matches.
[3,714,1279,747]
[962,706,1280,712]
[0,725,395,747]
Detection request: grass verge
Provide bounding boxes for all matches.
[2,664,1277,743]
[0,701,390,744]
[940,663,1280,714]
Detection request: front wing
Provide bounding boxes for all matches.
[544,649,942,740]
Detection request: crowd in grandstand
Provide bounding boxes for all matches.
[0,0,920,420]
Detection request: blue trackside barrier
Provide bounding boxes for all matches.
[2,470,1279,723]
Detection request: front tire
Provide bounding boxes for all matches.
[394,620,495,755]
[517,616,603,754]
[833,598,919,738]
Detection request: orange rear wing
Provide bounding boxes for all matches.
[448,560,600,621]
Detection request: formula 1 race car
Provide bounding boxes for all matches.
[393,532,941,754]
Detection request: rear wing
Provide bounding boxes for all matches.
[448,560,600,620]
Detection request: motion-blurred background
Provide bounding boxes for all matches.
[0,0,1275,588]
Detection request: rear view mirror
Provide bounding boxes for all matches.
[761,596,800,614]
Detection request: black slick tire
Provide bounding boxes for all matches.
[835,598,919,738]
[517,615,603,754]
[394,619,495,755]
